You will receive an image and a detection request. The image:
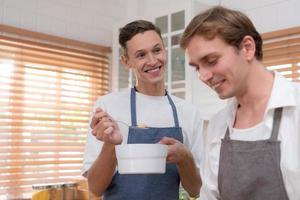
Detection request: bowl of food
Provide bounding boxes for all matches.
[115,144,168,174]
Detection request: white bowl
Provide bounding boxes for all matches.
[115,144,168,174]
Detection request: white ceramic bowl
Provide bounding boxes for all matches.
[115,144,168,174]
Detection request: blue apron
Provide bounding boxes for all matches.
[103,88,183,200]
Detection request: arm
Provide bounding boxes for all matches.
[86,142,117,196]
[159,137,201,197]
[85,108,123,196]
[177,148,201,198]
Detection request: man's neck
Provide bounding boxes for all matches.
[236,63,274,110]
[135,82,166,96]
[234,64,274,128]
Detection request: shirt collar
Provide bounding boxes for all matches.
[266,72,297,110]
[225,72,297,127]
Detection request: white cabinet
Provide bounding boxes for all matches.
[155,10,186,99]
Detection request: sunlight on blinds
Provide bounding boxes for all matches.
[0,36,109,199]
[262,27,300,82]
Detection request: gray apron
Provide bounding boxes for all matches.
[218,107,289,200]
[103,88,183,200]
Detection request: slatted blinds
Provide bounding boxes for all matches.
[263,27,300,82]
[0,25,110,199]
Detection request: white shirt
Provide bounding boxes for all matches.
[200,73,300,200]
[82,89,204,175]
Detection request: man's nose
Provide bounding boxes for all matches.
[146,53,157,65]
[199,67,213,82]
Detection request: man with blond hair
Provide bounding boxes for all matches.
[181,6,300,200]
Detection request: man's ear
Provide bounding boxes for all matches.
[241,35,256,61]
[120,55,131,70]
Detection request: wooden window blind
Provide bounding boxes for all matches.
[0,25,110,199]
[262,27,300,82]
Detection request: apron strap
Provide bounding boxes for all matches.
[224,107,283,141]
[269,107,283,141]
[130,88,138,126]
[130,87,180,127]
[224,127,230,140]
[166,91,180,127]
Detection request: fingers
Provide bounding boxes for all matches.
[92,117,115,136]
[158,137,177,145]
[93,120,118,143]
[158,137,187,164]
[159,137,177,163]
[90,108,111,128]
[95,121,122,145]
[90,109,122,144]
[104,126,114,134]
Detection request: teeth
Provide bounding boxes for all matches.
[146,67,160,72]
[212,81,223,90]
[149,68,159,72]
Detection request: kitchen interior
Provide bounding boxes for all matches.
[0,0,299,199]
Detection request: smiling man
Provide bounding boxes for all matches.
[180,6,300,200]
[82,20,204,200]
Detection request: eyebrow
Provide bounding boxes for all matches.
[190,52,219,66]
[134,49,145,57]
[188,62,197,67]
[203,52,219,60]
[153,43,161,48]
[134,43,162,56]
[200,52,220,62]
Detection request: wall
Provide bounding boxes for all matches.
[135,0,191,20]
[0,0,127,46]
[1,0,298,50]
[195,0,300,33]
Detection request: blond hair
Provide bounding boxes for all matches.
[181,6,263,60]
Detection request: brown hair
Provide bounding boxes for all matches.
[119,20,162,55]
[180,6,263,60]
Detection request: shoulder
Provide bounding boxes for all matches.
[96,90,130,103]
[287,81,300,107]
[291,82,300,94]
[206,107,229,140]
[170,95,200,112]
[93,90,130,110]
[169,95,204,122]
[210,106,228,123]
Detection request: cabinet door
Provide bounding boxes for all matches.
[155,10,186,99]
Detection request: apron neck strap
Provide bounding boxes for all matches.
[224,107,283,141]
[270,107,283,141]
[130,87,137,126]
[130,87,179,127]
[224,127,230,140]
[166,92,179,127]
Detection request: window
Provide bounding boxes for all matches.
[262,27,300,82]
[0,25,110,199]
[155,10,186,98]
[118,48,135,89]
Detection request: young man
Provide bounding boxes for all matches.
[181,6,300,200]
[82,20,203,199]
